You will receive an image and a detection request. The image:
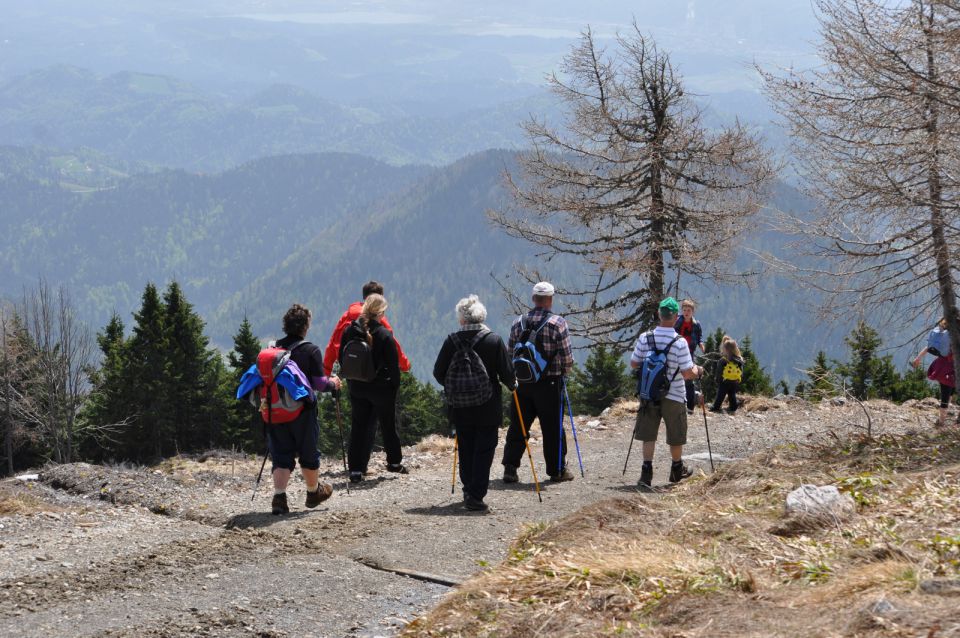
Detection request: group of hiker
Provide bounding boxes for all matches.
[237,279,761,514]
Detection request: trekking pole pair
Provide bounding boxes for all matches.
[558,379,585,477]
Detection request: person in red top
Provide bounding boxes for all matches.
[323,281,411,376]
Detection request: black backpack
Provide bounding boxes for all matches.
[443,330,493,408]
[340,320,378,382]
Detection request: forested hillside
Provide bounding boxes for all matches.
[0,146,841,382]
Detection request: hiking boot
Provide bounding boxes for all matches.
[305,483,333,508]
[550,467,574,482]
[669,462,693,483]
[387,463,409,474]
[349,471,363,483]
[271,492,289,515]
[708,407,721,413]
[638,464,653,490]
[464,494,489,513]
[502,465,519,484]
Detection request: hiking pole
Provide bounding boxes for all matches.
[512,389,543,503]
[334,390,350,493]
[251,449,269,501]
[698,379,715,472]
[451,432,458,495]
[622,420,638,476]
[562,379,585,477]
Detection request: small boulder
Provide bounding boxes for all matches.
[830,397,847,406]
[770,485,856,536]
[920,579,960,596]
[785,485,856,520]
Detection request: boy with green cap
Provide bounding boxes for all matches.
[629,297,704,490]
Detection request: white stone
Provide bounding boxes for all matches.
[785,484,855,521]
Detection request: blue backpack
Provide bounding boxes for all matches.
[512,314,552,384]
[928,327,951,358]
[636,333,681,404]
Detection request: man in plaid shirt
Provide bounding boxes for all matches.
[502,281,576,483]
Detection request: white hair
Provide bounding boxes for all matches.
[456,294,487,324]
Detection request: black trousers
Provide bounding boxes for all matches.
[502,376,566,476]
[348,388,401,471]
[713,380,739,411]
[455,418,500,501]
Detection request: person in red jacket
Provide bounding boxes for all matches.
[323,281,411,376]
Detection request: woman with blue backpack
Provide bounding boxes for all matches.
[433,295,516,512]
[912,318,956,428]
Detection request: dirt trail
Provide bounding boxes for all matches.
[0,396,932,637]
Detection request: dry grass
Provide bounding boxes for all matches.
[154,452,259,478]
[405,428,960,637]
[416,434,456,454]
[606,399,639,419]
[0,486,51,515]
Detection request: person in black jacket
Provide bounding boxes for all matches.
[339,293,406,482]
[433,295,516,512]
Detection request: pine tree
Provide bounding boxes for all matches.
[125,283,168,460]
[81,313,131,460]
[163,282,217,452]
[834,321,882,400]
[740,336,774,396]
[567,343,631,415]
[804,351,836,402]
[223,317,262,451]
[395,372,447,445]
[701,327,726,401]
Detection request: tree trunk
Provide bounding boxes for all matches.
[647,161,666,324]
[923,12,960,400]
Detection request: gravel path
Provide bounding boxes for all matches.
[0,396,933,637]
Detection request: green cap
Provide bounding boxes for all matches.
[658,297,680,314]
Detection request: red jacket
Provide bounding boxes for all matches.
[323,302,411,375]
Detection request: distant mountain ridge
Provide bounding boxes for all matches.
[0,65,548,169]
[0,145,835,382]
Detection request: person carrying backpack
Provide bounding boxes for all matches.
[674,299,705,414]
[433,295,516,512]
[323,280,411,376]
[246,304,342,515]
[709,336,744,413]
[912,317,956,429]
[339,293,406,481]
[501,281,575,483]
[629,297,704,490]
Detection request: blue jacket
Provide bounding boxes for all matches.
[236,362,315,403]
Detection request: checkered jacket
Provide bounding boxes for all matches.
[508,308,573,378]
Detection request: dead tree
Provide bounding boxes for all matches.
[762,0,960,388]
[16,282,95,464]
[490,24,774,347]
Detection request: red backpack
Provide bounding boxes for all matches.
[254,342,307,424]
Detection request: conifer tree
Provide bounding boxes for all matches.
[163,282,216,451]
[82,313,131,459]
[835,321,882,400]
[567,343,631,415]
[804,351,836,402]
[224,317,262,450]
[126,283,168,459]
[740,336,774,396]
[701,327,726,401]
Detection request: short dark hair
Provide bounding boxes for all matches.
[282,303,311,337]
[362,281,384,298]
[659,307,677,321]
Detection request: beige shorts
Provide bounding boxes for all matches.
[634,399,688,446]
